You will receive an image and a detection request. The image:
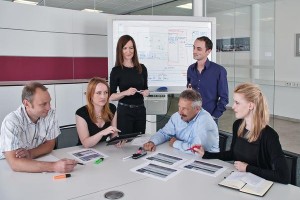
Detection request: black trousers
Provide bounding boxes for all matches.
[117,104,146,135]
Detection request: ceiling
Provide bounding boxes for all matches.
[2,0,274,15]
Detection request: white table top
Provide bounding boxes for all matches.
[0,142,299,200]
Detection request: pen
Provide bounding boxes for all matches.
[77,162,85,165]
[122,155,132,160]
[185,145,201,151]
[53,173,71,180]
[95,157,104,164]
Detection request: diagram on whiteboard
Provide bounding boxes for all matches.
[110,19,214,89]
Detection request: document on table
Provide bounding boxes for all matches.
[131,162,182,181]
[180,159,227,177]
[68,148,108,163]
[241,172,265,186]
[143,152,187,167]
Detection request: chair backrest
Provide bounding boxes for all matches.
[283,150,299,186]
[55,125,79,149]
[219,130,231,152]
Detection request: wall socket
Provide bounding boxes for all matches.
[285,82,300,88]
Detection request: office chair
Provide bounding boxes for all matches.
[55,125,79,149]
[219,130,231,152]
[283,150,299,186]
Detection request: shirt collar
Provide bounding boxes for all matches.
[185,109,202,123]
[21,104,39,125]
[204,58,211,68]
[192,59,211,71]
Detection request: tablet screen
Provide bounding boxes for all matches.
[106,132,142,145]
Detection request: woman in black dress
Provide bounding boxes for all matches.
[109,35,149,135]
[76,77,120,148]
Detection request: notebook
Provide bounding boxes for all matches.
[219,172,273,197]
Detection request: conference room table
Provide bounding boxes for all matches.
[0,139,299,200]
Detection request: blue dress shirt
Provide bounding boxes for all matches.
[187,59,229,118]
[150,109,219,154]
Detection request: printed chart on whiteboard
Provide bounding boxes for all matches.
[110,19,214,88]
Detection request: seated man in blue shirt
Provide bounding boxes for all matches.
[143,89,219,153]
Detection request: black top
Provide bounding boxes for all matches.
[233,130,259,166]
[109,64,148,105]
[203,119,290,184]
[75,103,116,145]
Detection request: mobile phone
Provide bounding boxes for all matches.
[132,151,147,159]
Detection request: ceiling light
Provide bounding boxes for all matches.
[82,9,103,13]
[14,0,38,5]
[224,11,246,16]
[260,17,273,22]
[176,3,192,10]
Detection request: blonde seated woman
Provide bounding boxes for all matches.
[76,77,120,148]
[195,83,290,184]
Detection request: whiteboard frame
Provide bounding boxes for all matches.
[107,15,216,93]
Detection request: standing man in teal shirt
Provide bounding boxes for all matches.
[187,36,229,124]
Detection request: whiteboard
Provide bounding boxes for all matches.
[108,15,216,92]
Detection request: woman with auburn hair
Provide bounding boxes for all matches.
[109,35,149,135]
[76,77,120,148]
[195,83,290,184]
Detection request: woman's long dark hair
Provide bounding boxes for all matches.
[115,35,142,73]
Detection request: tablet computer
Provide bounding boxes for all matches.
[106,132,142,146]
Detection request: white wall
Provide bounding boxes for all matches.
[0,1,109,126]
[0,1,159,132]
[0,85,56,125]
[0,1,110,57]
[274,0,300,120]
[0,83,87,126]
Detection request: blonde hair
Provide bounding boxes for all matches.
[86,77,113,124]
[234,83,269,142]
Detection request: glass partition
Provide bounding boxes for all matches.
[127,1,300,155]
[206,0,300,156]
[207,0,276,131]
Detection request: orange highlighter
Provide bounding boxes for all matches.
[53,173,71,180]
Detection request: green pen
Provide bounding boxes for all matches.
[95,157,104,164]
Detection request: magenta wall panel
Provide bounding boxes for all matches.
[0,56,108,81]
[74,57,108,79]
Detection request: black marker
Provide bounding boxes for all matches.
[77,162,85,165]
